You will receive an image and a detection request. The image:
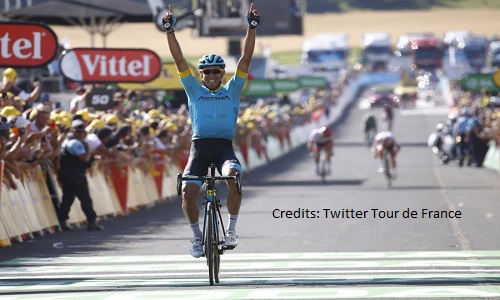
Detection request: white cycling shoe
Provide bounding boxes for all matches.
[225,231,238,247]
[190,238,204,258]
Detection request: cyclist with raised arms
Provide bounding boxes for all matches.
[371,131,401,178]
[307,126,334,175]
[162,3,260,258]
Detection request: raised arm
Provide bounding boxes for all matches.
[237,3,260,73]
[163,5,189,73]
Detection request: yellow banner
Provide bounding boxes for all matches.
[118,63,238,91]
[117,63,197,91]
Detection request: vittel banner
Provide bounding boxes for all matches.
[0,21,59,67]
[60,48,162,83]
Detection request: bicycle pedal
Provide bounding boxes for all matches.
[223,245,236,250]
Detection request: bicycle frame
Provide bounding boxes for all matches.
[177,163,242,285]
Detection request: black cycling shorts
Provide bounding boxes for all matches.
[183,138,242,186]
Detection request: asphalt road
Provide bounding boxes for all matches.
[1,85,500,299]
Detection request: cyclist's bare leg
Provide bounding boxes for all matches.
[326,147,333,162]
[182,183,201,224]
[390,153,397,170]
[224,167,242,238]
[224,168,242,215]
[313,148,320,164]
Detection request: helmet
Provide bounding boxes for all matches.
[198,54,226,69]
[320,126,332,137]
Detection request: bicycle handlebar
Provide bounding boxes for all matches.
[178,175,237,181]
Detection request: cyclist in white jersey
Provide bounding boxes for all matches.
[163,3,260,258]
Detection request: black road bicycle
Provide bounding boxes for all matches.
[177,164,242,285]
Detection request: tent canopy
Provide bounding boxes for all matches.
[3,0,154,47]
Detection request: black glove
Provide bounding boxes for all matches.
[162,15,176,31]
[246,12,260,29]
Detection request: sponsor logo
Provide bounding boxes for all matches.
[0,21,59,67]
[59,48,161,83]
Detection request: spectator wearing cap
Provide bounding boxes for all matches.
[57,119,103,232]
[25,107,57,162]
[0,68,41,104]
[104,114,121,129]
[69,85,92,114]
[0,105,29,143]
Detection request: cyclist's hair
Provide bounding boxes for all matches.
[198,54,226,69]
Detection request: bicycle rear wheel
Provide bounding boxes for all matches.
[206,202,215,286]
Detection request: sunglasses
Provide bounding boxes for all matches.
[201,69,222,75]
[75,129,87,134]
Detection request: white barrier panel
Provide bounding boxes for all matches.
[247,147,265,171]
[127,167,142,209]
[266,136,282,161]
[105,174,123,214]
[143,171,160,205]
[162,164,179,200]
[483,142,500,172]
[4,185,32,236]
[33,168,59,227]
[0,188,23,238]
[23,177,50,228]
[88,169,119,217]
[12,177,43,233]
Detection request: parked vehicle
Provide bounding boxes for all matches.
[394,32,434,57]
[367,85,399,108]
[410,35,444,70]
[301,33,349,69]
[463,35,488,71]
[361,32,392,70]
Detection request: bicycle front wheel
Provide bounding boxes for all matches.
[213,211,221,283]
[206,202,215,286]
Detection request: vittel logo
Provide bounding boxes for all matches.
[0,21,58,67]
[60,48,162,83]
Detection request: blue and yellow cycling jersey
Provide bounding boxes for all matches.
[179,69,247,141]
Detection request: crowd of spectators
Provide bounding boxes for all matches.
[0,67,352,198]
[445,81,500,167]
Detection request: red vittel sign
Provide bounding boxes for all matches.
[0,21,59,67]
[60,48,162,83]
